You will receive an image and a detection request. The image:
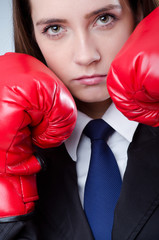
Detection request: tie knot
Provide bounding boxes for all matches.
[83,119,114,141]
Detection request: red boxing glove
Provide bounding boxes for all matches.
[0,52,77,221]
[107,7,159,127]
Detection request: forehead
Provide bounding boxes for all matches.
[30,0,129,19]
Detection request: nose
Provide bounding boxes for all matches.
[73,33,101,66]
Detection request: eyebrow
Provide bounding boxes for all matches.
[36,4,122,26]
[36,18,67,26]
[85,4,122,19]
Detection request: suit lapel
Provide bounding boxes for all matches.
[36,144,94,240]
[62,147,94,240]
[112,124,159,240]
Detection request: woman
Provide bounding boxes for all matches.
[1,0,159,239]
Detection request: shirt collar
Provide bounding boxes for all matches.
[65,102,138,161]
[103,103,138,142]
[65,110,91,161]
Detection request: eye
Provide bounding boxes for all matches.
[42,24,65,38]
[47,25,62,35]
[95,14,116,27]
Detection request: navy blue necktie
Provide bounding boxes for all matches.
[84,119,122,240]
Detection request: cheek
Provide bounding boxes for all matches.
[46,56,64,75]
[40,46,69,80]
[101,27,134,68]
[34,33,69,79]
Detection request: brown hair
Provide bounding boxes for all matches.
[128,0,159,20]
[13,0,46,63]
[13,0,158,64]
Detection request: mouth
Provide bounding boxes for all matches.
[73,74,107,86]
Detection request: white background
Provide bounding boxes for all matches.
[0,0,14,55]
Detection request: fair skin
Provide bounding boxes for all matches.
[30,0,135,118]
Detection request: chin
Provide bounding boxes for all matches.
[84,96,110,103]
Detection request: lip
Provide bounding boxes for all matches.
[73,74,107,86]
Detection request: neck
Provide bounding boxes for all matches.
[75,98,112,119]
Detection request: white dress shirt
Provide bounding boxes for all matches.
[65,103,138,206]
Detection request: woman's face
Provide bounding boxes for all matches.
[31,0,135,104]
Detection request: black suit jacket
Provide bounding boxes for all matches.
[34,123,159,240]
